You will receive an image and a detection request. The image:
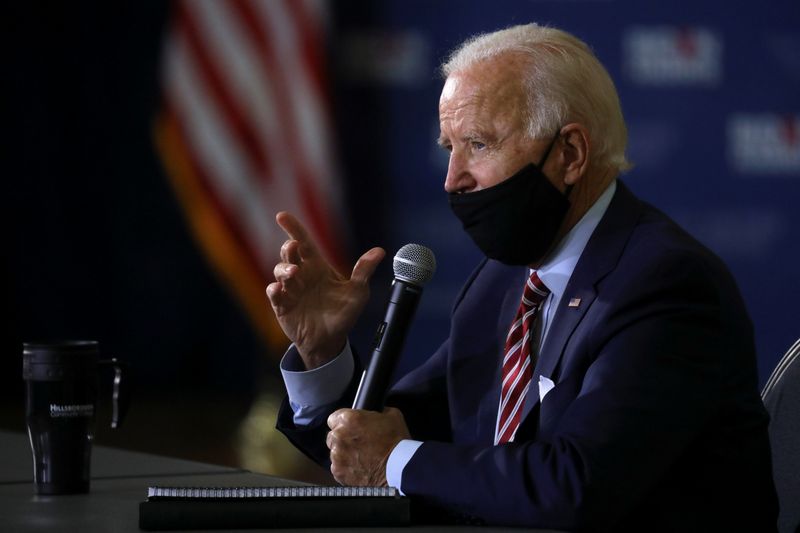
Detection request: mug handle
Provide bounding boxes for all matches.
[99,358,130,429]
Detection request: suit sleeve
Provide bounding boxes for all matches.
[399,252,754,530]
[276,336,456,467]
[275,353,362,467]
[276,328,461,467]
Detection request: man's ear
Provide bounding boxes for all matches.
[559,123,590,186]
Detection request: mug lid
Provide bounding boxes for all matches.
[23,341,100,365]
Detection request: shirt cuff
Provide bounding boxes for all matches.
[386,439,423,495]
[280,341,354,426]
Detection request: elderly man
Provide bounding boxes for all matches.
[268,24,777,531]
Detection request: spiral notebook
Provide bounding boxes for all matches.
[138,485,410,530]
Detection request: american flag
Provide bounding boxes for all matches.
[154,0,348,351]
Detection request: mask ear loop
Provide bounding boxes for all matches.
[536,130,573,200]
[536,131,561,168]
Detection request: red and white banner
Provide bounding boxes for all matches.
[155,0,348,350]
[623,26,723,86]
[728,114,800,175]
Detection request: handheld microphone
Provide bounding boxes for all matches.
[352,244,436,411]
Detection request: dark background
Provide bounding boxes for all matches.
[3,0,799,478]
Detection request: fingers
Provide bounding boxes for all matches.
[273,262,298,283]
[326,409,357,453]
[326,408,394,487]
[327,409,356,485]
[266,270,303,310]
[326,411,348,483]
[327,408,351,430]
[275,211,309,241]
[383,406,405,424]
[267,262,303,312]
[265,282,282,304]
[330,460,348,486]
[276,212,320,261]
[350,247,386,285]
[277,212,383,286]
[280,239,302,265]
[327,426,344,482]
[266,281,291,314]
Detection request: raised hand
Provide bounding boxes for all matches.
[266,211,385,369]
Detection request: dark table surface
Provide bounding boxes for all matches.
[0,429,236,484]
[0,430,566,532]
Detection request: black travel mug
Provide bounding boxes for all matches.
[22,341,127,495]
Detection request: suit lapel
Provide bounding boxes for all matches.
[534,286,596,381]
[520,181,644,424]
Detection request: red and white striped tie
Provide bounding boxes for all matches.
[495,271,550,444]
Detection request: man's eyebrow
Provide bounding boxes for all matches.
[437,131,489,146]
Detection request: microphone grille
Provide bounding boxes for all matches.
[393,244,436,286]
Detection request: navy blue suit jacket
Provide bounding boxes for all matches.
[278,182,777,531]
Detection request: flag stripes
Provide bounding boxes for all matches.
[155,0,348,350]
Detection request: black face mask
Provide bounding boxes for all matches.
[448,133,571,266]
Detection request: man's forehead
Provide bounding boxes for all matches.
[439,63,527,125]
[442,54,528,103]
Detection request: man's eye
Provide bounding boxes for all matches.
[472,141,486,150]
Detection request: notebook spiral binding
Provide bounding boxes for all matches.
[146,485,400,500]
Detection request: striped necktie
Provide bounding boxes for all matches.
[495,271,550,444]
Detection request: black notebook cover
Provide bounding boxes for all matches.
[138,486,411,530]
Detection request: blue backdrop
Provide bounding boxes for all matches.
[3,1,797,401]
[335,0,800,385]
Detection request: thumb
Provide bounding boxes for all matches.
[350,247,385,284]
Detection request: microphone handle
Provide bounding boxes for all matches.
[352,279,422,411]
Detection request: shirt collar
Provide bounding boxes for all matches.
[534,180,617,300]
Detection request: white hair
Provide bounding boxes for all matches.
[442,23,631,173]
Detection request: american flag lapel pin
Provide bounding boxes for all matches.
[568,297,581,308]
